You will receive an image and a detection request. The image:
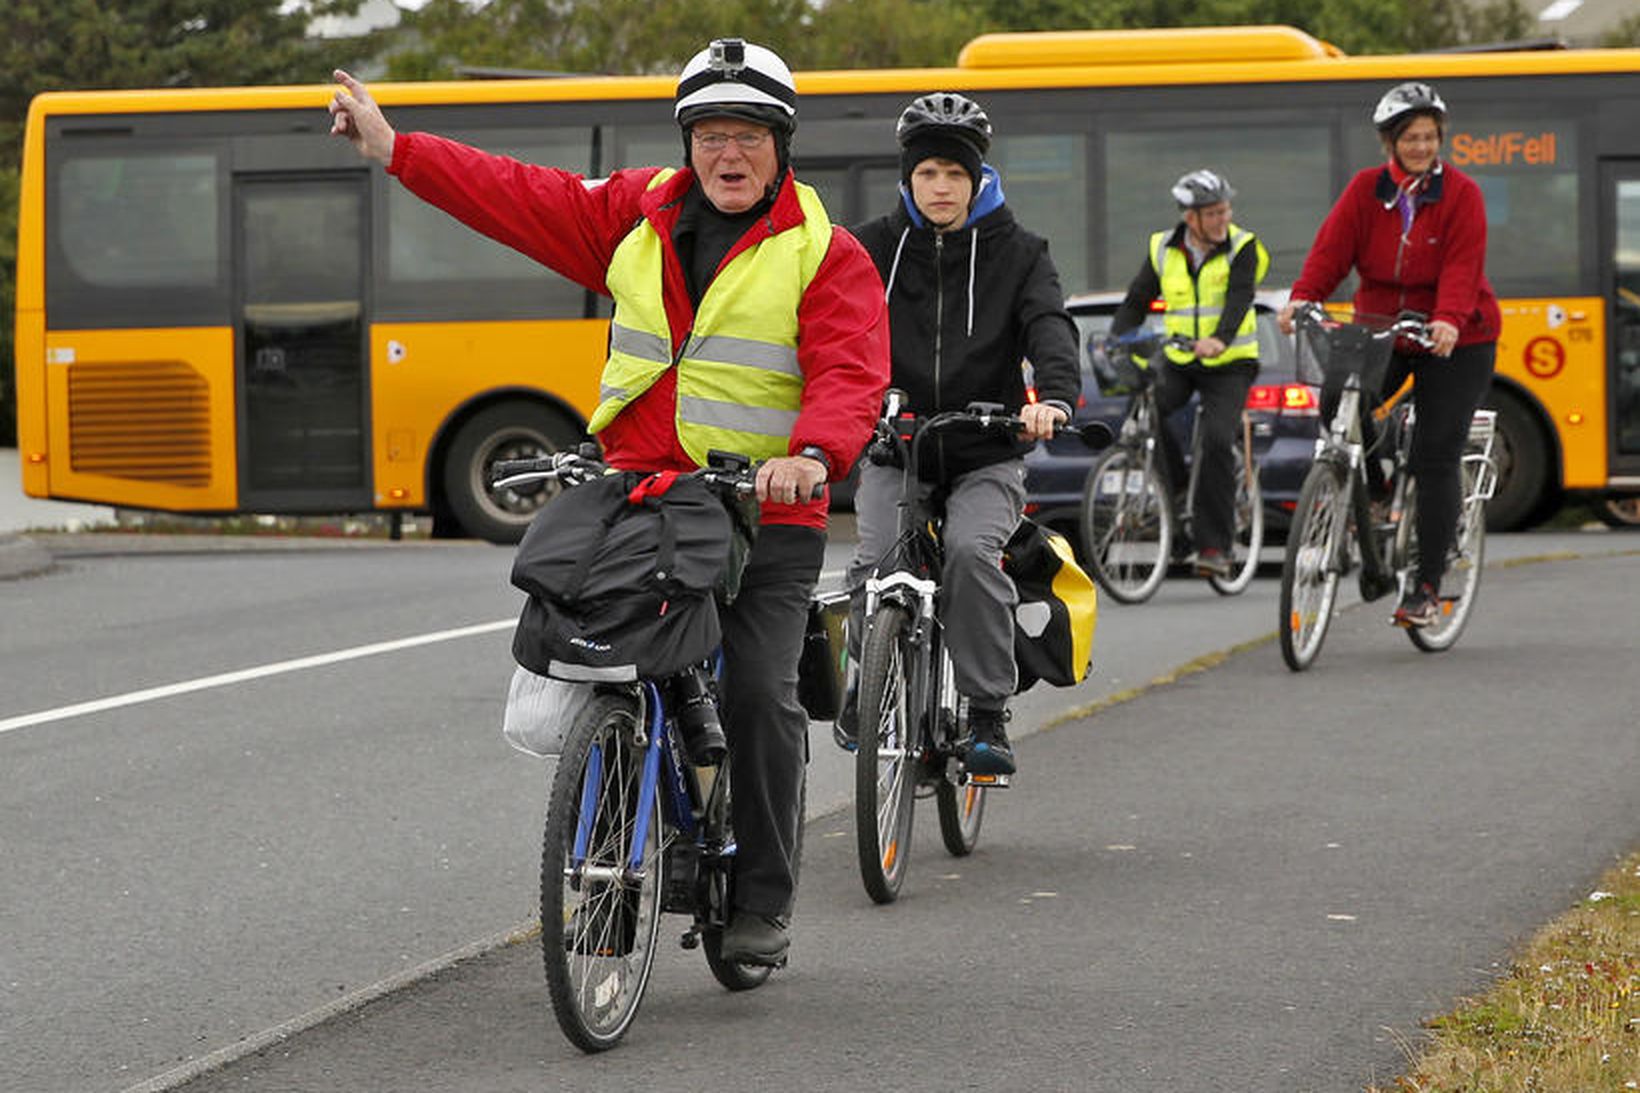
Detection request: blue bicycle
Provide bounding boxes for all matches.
[492,450,781,1052]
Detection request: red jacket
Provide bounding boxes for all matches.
[1290,162,1501,345]
[389,132,890,528]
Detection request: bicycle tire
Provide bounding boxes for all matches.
[854,603,919,904]
[933,649,985,857]
[700,763,776,992]
[1279,460,1349,671]
[1402,475,1487,653]
[1208,445,1265,596]
[541,690,664,1052]
[1080,445,1173,604]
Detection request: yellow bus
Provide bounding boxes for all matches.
[15,25,1640,539]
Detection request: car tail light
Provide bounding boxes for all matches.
[1246,383,1319,417]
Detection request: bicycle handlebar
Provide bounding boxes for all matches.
[1290,301,1436,352]
[490,449,823,500]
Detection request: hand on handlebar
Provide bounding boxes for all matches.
[756,454,827,505]
[1018,401,1068,442]
[1278,299,1320,336]
[1427,319,1459,357]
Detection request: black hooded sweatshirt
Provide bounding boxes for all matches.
[853,193,1080,482]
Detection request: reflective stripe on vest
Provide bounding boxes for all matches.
[1148,224,1269,366]
[594,170,832,465]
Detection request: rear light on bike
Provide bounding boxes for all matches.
[1246,383,1319,417]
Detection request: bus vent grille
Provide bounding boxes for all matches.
[68,361,213,487]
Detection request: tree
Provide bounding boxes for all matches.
[0,0,371,446]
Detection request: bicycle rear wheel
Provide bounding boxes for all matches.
[541,690,664,1052]
[1208,443,1265,596]
[1279,460,1349,671]
[933,648,985,857]
[1402,475,1487,653]
[1080,445,1173,604]
[854,603,918,904]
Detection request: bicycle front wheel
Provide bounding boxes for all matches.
[1279,460,1349,671]
[854,603,919,904]
[541,690,664,1053]
[1208,446,1265,596]
[1403,475,1487,653]
[1080,445,1173,604]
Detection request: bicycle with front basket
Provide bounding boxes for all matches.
[1078,331,1265,603]
[491,448,789,1052]
[1278,304,1498,671]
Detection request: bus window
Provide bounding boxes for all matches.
[993,131,1089,292]
[380,128,590,320]
[1102,122,1331,291]
[51,146,224,327]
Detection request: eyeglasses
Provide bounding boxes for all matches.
[691,131,770,152]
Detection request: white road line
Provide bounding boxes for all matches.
[0,619,515,736]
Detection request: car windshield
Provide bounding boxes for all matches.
[1073,306,1295,390]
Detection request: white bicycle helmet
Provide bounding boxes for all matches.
[674,38,797,134]
[1372,81,1447,132]
[1171,168,1234,209]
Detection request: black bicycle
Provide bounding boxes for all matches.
[1278,305,1498,671]
[852,393,1102,903]
[491,449,787,1051]
[1079,331,1264,603]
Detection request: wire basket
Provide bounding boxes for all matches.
[1294,314,1398,393]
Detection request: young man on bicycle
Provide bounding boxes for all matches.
[1109,169,1269,579]
[841,92,1079,777]
[1279,82,1499,628]
[329,40,889,967]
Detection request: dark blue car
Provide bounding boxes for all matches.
[1024,290,1316,557]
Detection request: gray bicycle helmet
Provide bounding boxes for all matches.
[1372,81,1446,132]
[1171,168,1235,209]
[895,92,992,156]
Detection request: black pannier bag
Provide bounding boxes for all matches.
[510,470,734,682]
[1002,517,1099,692]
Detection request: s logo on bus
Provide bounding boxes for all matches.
[1524,336,1565,379]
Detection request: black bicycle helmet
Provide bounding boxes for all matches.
[1171,168,1235,209]
[895,92,992,156]
[1372,81,1447,132]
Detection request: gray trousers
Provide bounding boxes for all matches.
[846,459,1026,706]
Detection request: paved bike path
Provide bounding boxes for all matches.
[172,547,1640,1092]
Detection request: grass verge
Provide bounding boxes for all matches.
[1371,849,1640,1091]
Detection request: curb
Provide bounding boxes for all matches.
[0,534,54,581]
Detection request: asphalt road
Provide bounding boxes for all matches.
[1,519,1635,1092]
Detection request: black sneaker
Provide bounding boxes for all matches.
[720,911,790,967]
[963,706,1015,776]
[1393,581,1440,628]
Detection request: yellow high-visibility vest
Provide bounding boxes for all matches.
[1148,224,1269,366]
[593,169,833,465]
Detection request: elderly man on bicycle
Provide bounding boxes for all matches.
[1110,169,1269,580]
[329,39,889,968]
[839,92,1080,777]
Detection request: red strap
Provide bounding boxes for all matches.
[627,470,680,505]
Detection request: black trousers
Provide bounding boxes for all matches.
[1324,341,1496,591]
[1153,361,1259,554]
[718,523,824,918]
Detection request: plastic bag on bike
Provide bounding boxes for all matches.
[1002,517,1099,691]
[501,665,594,757]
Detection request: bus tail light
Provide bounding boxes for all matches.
[1246,383,1319,417]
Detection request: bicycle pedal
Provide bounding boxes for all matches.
[965,772,1011,789]
[679,927,701,950]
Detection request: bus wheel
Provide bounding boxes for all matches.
[1597,496,1640,528]
[442,400,580,544]
[1481,388,1553,533]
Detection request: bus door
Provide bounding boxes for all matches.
[233,173,371,512]
[1607,161,1640,484]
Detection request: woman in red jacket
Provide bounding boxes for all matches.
[1279,82,1500,628]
